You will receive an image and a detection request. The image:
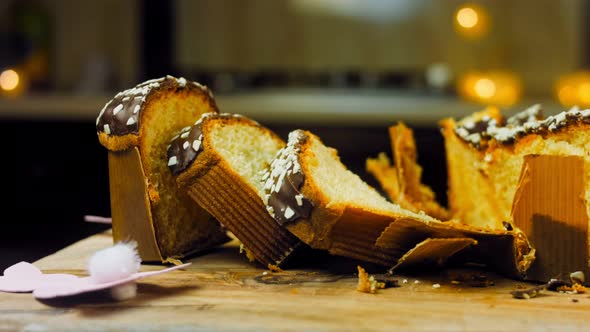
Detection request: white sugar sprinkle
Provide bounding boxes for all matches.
[192,140,201,151]
[178,77,187,87]
[183,141,189,150]
[284,207,295,219]
[261,171,270,181]
[295,194,303,206]
[181,132,190,139]
[126,117,136,126]
[432,283,441,289]
[266,205,275,217]
[122,96,130,102]
[113,104,123,115]
[133,105,140,114]
[103,124,111,135]
[167,156,178,166]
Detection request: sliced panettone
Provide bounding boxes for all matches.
[168,113,302,267]
[262,129,445,266]
[96,76,228,262]
[441,104,590,281]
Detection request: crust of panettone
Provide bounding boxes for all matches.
[99,79,217,152]
[175,115,302,266]
[98,132,140,152]
[441,118,505,228]
[366,123,450,220]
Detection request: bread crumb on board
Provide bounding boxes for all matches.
[356,266,386,294]
[239,243,256,263]
[267,264,285,273]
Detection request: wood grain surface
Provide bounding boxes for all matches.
[1,231,588,332]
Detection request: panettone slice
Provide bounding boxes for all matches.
[168,113,302,267]
[96,76,229,262]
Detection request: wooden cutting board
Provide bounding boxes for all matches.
[1,231,588,331]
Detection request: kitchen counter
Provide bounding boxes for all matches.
[1,231,588,331]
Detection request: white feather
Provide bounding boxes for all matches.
[88,241,141,284]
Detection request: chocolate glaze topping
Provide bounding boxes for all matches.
[262,130,313,225]
[166,113,246,175]
[96,75,212,136]
[454,104,590,149]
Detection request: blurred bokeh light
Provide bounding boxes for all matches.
[555,71,590,108]
[454,4,489,39]
[458,71,521,106]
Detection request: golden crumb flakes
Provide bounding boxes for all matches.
[557,283,588,294]
[239,244,256,262]
[356,266,385,294]
[267,264,285,273]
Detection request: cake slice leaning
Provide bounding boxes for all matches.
[262,129,444,266]
[168,113,302,267]
[96,76,229,262]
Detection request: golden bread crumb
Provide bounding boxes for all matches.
[557,283,588,294]
[239,244,257,263]
[267,264,285,273]
[356,266,385,294]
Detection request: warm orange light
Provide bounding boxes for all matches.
[454,4,489,39]
[474,78,496,99]
[458,71,521,107]
[0,69,19,91]
[456,7,479,28]
[555,71,590,107]
[578,83,590,104]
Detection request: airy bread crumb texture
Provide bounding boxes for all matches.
[139,89,222,257]
[307,135,428,221]
[209,123,284,194]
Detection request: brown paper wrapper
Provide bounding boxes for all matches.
[185,160,302,267]
[108,148,163,262]
[391,238,477,272]
[512,154,589,282]
[376,218,534,278]
[328,207,404,266]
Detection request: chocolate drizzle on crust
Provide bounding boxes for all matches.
[454,104,590,149]
[262,130,313,225]
[166,120,205,176]
[96,75,213,137]
[166,113,246,175]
